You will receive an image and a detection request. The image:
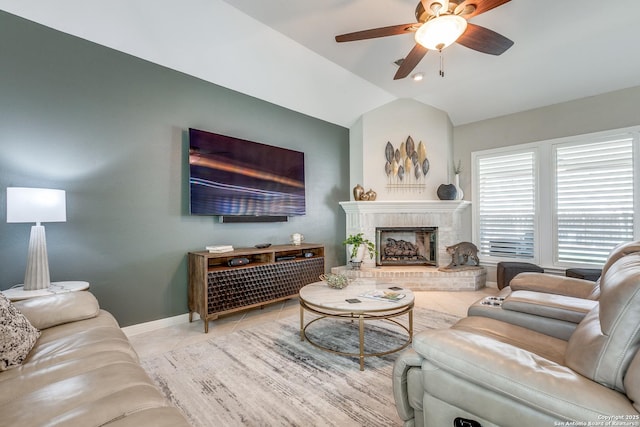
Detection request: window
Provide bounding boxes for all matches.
[555,137,635,264]
[473,127,639,268]
[476,151,536,259]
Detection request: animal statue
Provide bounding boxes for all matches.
[446,242,479,267]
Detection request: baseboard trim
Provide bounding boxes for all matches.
[122,313,196,337]
[122,281,499,336]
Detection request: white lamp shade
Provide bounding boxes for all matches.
[7,187,67,224]
[415,15,468,51]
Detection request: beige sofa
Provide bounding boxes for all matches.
[0,291,189,427]
[393,244,640,427]
[467,241,640,340]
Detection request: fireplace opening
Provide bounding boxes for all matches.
[376,227,438,266]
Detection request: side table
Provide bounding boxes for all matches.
[1,281,90,301]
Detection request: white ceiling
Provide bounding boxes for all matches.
[2,0,640,127]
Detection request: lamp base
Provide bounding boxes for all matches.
[23,225,51,291]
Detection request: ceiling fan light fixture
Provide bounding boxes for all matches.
[430,0,450,15]
[414,14,467,51]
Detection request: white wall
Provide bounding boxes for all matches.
[350,99,453,201]
[453,86,640,200]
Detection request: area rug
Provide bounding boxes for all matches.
[140,307,460,427]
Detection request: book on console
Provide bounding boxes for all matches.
[206,245,234,253]
[359,289,406,302]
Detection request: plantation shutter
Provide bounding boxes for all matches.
[477,151,536,259]
[555,136,635,264]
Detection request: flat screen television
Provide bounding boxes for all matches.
[189,128,306,218]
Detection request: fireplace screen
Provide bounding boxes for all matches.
[376,227,437,266]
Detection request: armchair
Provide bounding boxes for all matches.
[393,246,640,426]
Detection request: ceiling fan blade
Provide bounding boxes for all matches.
[456,23,513,55]
[394,44,429,80]
[455,0,511,19]
[335,23,419,42]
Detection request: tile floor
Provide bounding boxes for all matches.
[129,287,498,359]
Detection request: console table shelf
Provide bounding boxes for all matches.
[188,244,325,332]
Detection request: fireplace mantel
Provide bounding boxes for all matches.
[339,200,470,214]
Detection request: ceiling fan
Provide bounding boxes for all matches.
[335,0,514,80]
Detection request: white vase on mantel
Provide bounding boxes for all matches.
[454,174,464,200]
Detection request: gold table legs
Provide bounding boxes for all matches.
[299,300,414,371]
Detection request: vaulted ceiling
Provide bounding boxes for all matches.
[2,0,639,127]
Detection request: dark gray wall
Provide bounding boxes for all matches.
[0,12,350,326]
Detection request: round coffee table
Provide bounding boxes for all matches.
[299,279,414,370]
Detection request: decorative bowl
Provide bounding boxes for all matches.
[319,273,350,289]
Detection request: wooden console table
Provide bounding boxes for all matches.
[188,243,325,332]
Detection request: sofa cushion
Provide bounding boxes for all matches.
[0,311,140,393]
[0,293,40,371]
[502,290,597,323]
[14,291,100,330]
[510,273,598,299]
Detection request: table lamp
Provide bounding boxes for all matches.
[6,187,67,290]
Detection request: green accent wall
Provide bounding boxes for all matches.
[0,11,349,326]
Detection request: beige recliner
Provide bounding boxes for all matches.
[467,240,640,340]
[392,245,640,427]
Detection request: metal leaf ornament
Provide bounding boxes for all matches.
[422,158,430,175]
[411,151,419,166]
[404,156,412,175]
[385,142,394,163]
[417,141,427,164]
[405,136,415,158]
[383,136,428,190]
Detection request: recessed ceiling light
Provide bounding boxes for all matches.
[412,73,424,82]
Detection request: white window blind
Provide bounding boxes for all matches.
[477,151,536,259]
[555,136,635,264]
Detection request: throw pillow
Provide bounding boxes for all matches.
[0,293,41,371]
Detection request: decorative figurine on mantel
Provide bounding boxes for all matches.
[352,184,377,201]
[439,242,481,271]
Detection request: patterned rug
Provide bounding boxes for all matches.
[140,307,460,427]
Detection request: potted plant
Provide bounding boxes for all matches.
[343,233,377,264]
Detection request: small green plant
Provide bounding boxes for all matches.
[343,233,377,259]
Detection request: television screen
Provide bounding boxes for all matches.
[189,128,306,217]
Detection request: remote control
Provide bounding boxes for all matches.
[255,243,272,248]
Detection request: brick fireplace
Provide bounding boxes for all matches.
[339,200,471,267]
[333,200,486,291]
